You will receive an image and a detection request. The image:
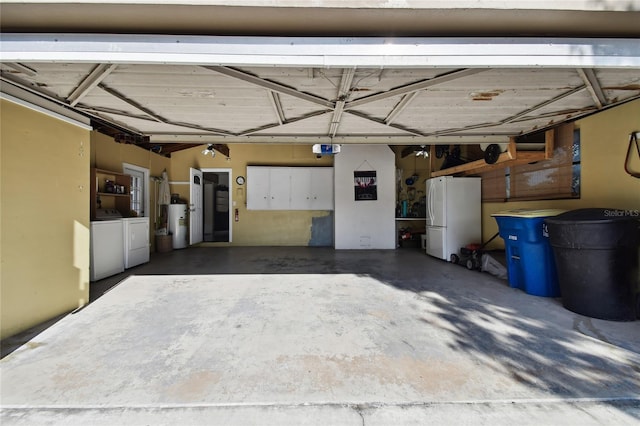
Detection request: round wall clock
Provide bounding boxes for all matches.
[236,175,246,185]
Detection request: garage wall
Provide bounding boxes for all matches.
[1,100,90,340]
[482,99,640,249]
[169,144,334,246]
[91,132,171,250]
[334,144,396,249]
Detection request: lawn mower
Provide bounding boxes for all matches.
[450,232,500,271]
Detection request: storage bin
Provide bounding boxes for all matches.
[546,208,639,321]
[155,234,173,253]
[492,209,565,297]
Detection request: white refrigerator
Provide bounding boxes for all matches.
[425,176,481,261]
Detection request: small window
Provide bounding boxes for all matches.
[129,172,143,216]
[123,163,148,217]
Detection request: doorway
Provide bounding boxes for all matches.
[202,169,232,242]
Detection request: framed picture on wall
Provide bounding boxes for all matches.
[354,171,377,201]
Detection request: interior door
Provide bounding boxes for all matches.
[189,167,203,245]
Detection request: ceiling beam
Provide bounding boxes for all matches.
[98,82,233,136]
[508,106,598,123]
[77,105,159,122]
[67,63,117,106]
[500,85,587,124]
[328,101,345,137]
[345,68,486,110]
[239,109,331,136]
[3,62,37,77]
[345,109,425,137]
[148,134,511,145]
[98,83,165,123]
[3,35,640,68]
[385,92,420,125]
[576,68,608,108]
[267,91,285,125]
[204,66,335,109]
[428,121,504,137]
[329,68,355,137]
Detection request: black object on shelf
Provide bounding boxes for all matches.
[545,208,640,321]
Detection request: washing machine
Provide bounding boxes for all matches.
[90,210,124,281]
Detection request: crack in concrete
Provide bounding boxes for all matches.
[572,316,612,345]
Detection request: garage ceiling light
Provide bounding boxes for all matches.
[202,144,216,157]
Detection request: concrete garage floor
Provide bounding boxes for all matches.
[1,247,639,425]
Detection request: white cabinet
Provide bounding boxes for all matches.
[289,168,312,210]
[269,168,291,210]
[247,166,334,210]
[310,167,334,210]
[247,167,270,210]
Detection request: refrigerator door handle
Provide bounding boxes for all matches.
[427,184,433,225]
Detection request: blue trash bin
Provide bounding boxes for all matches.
[492,209,565,297]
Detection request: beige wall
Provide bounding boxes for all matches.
[482,99,640,249]
[1,100,90,339]
[169,144,334,246]
[91,132,171,249]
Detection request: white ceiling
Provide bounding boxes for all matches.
[1,55,640,144]
[1,35,639,148]
[2,1,640,150]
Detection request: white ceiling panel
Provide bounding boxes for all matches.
[2,37,638,145]
[250,111,332,135]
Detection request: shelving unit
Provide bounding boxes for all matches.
[430,130,554,178]
[91,168,132,220]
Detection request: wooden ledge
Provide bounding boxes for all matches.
[430,130,553,178]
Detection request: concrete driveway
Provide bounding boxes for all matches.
[1,247,639,424]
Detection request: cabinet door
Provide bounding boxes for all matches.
[247,167,271,210]
[289,167,312,210]
[310,167,334,210]
[269,168,291,210]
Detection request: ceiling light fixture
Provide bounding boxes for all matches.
[202,144,216,157]
[415,145,429,158]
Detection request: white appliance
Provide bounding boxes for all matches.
[425,176,481,261]
[168,204,188,249]
[123,217,149,269]
[90,219,124,281]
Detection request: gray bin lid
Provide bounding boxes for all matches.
[545,208,639,224]
[545,208,639,249]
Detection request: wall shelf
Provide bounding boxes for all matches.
[430,131,554,178]
[91,168,132,220]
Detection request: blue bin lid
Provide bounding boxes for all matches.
[492,209,566,218]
